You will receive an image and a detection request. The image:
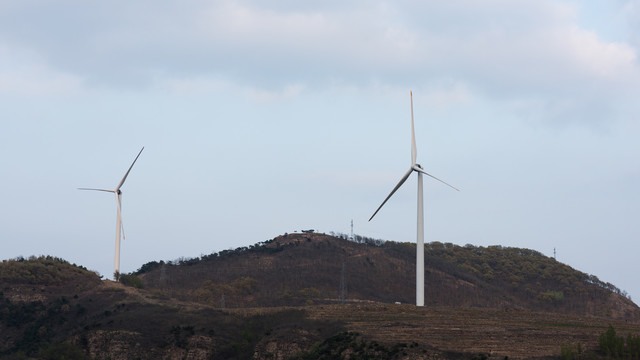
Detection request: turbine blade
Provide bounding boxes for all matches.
[78,188,115,193]
[412,165,460,191]
[116,147,144,191]
[410,91,417,166]
[369,168,414,221]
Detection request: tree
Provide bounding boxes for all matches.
[599,325,624,357]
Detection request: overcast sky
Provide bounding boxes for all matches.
[2,0,640,302]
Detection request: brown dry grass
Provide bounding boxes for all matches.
[303,303,640,359]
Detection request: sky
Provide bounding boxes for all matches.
[1,0,640,302]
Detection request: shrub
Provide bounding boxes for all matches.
[560,343,582,360]
[119,273,144,288]
[39,342,88,360]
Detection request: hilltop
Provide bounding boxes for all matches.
[0,256,344,359]
[136,232,639,321]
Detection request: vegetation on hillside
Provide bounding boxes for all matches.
[598,325,640,358]
[0,257,345,359]
[0,257,101,358]
[1,252,640,359]
[0,256,98,286]
[331,230,630,299]
[134,232,637,321]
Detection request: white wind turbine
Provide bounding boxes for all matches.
[79,147,144,280]
[369,92,458,307]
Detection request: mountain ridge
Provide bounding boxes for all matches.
[136,232,639,321]
[2,235,640,359]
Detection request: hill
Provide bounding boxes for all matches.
[2,259,640,359]
[136,232,639,321]
[0,256,345,359]
[2,235,640,359]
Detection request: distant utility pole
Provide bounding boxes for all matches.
[339,261,347,303]
[554,248,556,260]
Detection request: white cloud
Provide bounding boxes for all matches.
[187,1,640,100]
[1,0,638,119]
[191,2,420,79]
[158,77,224,95]
[248,83,304,102]
[551,26,637,81]
[0,44,83,96]
[155,75,305,103]
[618,0,640,50]
[407,81,474,110]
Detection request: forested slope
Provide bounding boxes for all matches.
[136,233,639,321]
[2,237,640,359]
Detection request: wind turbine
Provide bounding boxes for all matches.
[79,147,144,280]
[369,92,458,307]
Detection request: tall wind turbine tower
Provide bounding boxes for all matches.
[350,219,354,241]
[369,92,458,306]
[79,147,144,280]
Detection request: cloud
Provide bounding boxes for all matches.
[1,0,638,122]
[406,2,639,92]
[622,0,640,45]
[157,77,225,95]
[248,83,305,102]
[0,44,83,96]
[422,81,473,109]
